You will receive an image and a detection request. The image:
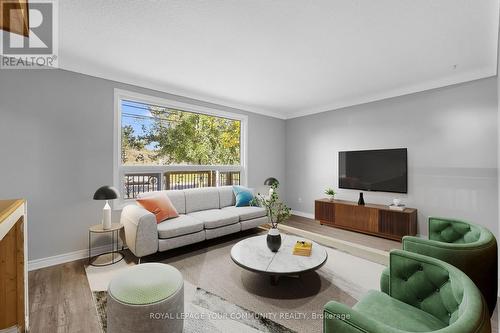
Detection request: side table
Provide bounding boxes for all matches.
[88,223,124,266]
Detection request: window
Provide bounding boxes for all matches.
[114,89,247,203]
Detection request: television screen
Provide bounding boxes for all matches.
[339,148,407,193]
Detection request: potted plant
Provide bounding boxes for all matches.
[251,183,291,252]
[325,188,336,201]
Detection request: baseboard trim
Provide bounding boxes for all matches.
[28,245,112,271]
[290,210,315,219]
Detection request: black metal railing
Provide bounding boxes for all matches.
[123,173,160,199]
[124,170,241,199]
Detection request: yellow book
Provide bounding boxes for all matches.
[293,240,313,256]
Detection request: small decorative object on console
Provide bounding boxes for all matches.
[389,204,406,211]
[389,198,405,211]
[324,188,336,201]
[357,192,365,205]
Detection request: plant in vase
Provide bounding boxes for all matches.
[325,188,336,201]
[251,183,291,252]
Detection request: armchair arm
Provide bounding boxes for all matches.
[403,235,473,251]
[402,235,491,270]
[323,301,404,333]
[120,205,158,258]
[380,267,390,294]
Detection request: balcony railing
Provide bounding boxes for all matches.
[123,170,241,199]
[165,171,215,190]
[219,171,240,186]
[123,173,161,199]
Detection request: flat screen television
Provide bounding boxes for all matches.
[339,148,407,193]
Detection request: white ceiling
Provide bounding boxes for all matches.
[59,0,499,119]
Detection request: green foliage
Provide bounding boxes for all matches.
[251,183,291,228]
[121,125,146,163]
[324,188,336,196]
[122,125,145,150]
[143,106,240,165]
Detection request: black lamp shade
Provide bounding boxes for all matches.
[264,177,279,186]
[93,186,119,200]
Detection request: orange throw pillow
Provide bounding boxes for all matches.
[136,193,179,223]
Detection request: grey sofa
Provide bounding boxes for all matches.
[120,186,268,259]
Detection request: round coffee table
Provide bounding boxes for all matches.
[230,234,328,285]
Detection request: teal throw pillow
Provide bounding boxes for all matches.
[233,186,254,207]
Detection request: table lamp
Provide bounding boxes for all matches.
[264,177,279,196]
[93,185,119,229]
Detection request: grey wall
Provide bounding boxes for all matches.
[0,69,285,261]
[285,78,498,238]
[0,68,497,261]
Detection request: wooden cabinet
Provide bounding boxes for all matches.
[0,199,28,332]
[314,200,334,225]
[315,198,417,241]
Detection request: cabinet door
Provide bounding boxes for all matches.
[379,210,410,237]
[315,201,334,224]
[334,204,378,233]
[0,222,18,329]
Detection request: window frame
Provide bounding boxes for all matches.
[113,88,248,208]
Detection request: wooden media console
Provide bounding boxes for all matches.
[314,198,417,241]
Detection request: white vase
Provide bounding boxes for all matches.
[268,227,280,236]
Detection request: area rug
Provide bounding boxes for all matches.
[86,229,385,332]
[92,282,295,333]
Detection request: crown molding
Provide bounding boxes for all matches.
[57,64,288,120]
[286,68,496,119]
[56,63,495,121]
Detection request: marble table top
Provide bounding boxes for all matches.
[230,234,328,275]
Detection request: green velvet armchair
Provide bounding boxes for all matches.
[388,217,497,315]
[324,250,491,333]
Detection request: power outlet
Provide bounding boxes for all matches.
[298,197,302,203]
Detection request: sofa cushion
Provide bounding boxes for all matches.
[157,214,204,239]
[240,216,268,231]
[188,209,239,229]
[164,190,186,214]
[205,222,241,240]
[136,192,179,223]
[137,190,186,214]
[353,290,447,332]
[184,188,220,213]
[218,186,235,208]
[232,185,254,207]
[222,206,267,221]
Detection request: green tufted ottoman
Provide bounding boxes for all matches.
[107,263,184,333]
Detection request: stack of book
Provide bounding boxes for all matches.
[293,241,313,256]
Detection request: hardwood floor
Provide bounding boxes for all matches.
[284,214,402,252]
[29,260,100,333]
[27,258,499,333]
[27,223,499,333]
